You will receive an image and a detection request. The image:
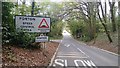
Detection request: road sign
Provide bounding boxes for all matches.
[38,18,49,28]
[15,15,51,32]
[35,36,48,42]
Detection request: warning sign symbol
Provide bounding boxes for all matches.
[38,18,49,28]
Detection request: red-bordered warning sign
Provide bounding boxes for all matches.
[15,15,50,32]
[38,18,49,28]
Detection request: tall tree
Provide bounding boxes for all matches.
[97,2,113,43]
[58,2,98,40]
[109,0,116,32]
[78,2,97,40]
[118,1,120,49]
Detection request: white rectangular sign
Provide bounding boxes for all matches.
[35,36,48,42]
[15,15,51,32]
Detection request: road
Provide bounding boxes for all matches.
[50,30,119,68]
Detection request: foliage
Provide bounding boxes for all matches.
[60,1,118,42]
[48,20,63,39]
[2,2,64,47]
[2,0,118,46]
[68,19,94,42]
[2,2,36,47]
[2,2,15,44]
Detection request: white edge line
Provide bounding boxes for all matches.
[48,40,62,67]
[91,46,119,56]
[73,38,119,56]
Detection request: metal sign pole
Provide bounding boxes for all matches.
[31,0,35,16]
[44,42,45,49]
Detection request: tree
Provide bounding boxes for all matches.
[118,1,120,49]
[2,2,15,44]
[31,0,35,16]
[79,2,97,40]
[109,0,117,32]
[97,2,113,43]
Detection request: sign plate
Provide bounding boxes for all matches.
[35,36,48,42]
[15,15,51,32]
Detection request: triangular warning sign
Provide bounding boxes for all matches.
[38,18,49,28]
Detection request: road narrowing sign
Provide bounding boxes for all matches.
[38,18,49,28]
[15,16,51,32]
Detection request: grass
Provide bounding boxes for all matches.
[49,35,63,40]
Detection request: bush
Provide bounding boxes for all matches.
[2,3,37,47]
[48,21,63,39]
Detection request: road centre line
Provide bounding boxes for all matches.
[77,48,85,54]
[71,43,85,54]
[77,48,90,58]
[71,43,89,58]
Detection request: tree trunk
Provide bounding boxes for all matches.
[101,23,113,43]
[97,2,113,43]
[109,2,116,32]
[118,1,120,54]
[31,0,35,16]
[110,6,116,32]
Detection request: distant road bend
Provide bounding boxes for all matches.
[50,30,119,68]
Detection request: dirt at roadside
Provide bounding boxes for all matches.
[2,42,59,67]
[86,40,118,54]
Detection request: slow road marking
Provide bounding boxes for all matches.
[53,59,96,67]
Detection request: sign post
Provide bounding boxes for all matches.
[15,15,51,53]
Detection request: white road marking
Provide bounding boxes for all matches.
[58,52,80,54]
[54,59,64,66]
[91,46,119,56]
[57,55,88,58]
[64,44,70,47]
[83,60,96,66]
[66,44,70,47]
[74,60,86,66]
[59,53,79,56]
[65,59,67,67]
[54,59,97,67]
[74,60,97,67]
[77,48,89,58]
[53,64,56,67]
[49,40,63,66]
[77,48,85,54]
[71,43,86,55]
